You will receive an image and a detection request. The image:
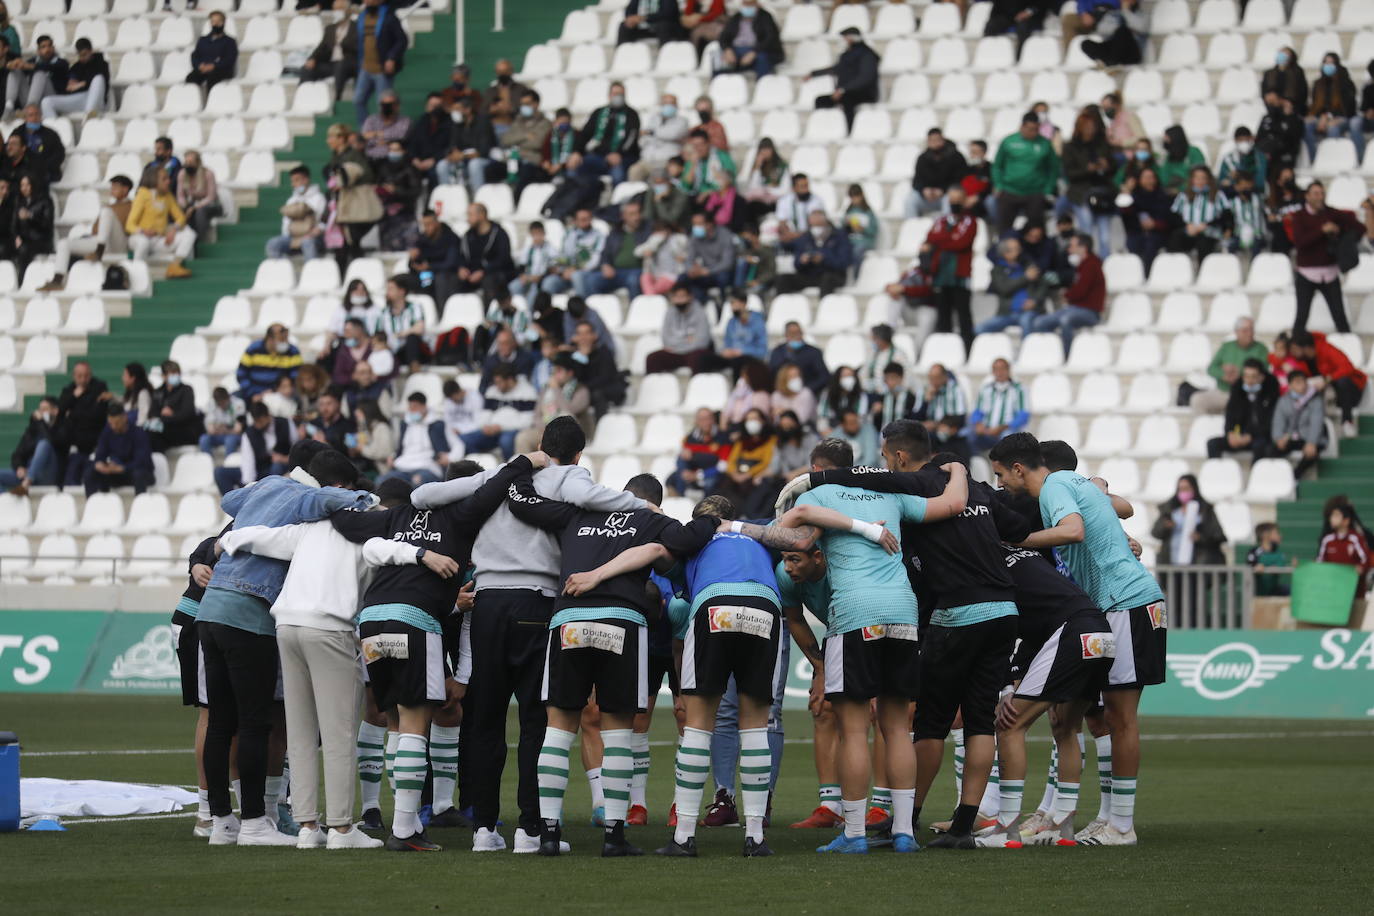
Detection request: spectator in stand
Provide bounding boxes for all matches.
[1218,126,1267,191]
[0,135,35,189]
[967,358,1030,453]
[559,297,611,353]
[456,201,515,295]
[773,172,825,246]
[1318,504,1371,598]
[323,122,380,269]
[187,12,238,90]
[409,94,457,187]
[905,128,968,218]
[569,319,626,414]
[1248,522,1291,596]
[712,406,775,508]
[718,289,768,370]
[1114,137,1156,188]
[119,362,153,427]
[212,402,290,493]
[1207,358,1279,460]
[265,166,326,260]
[1059,0,1114,54]
[912,362,967,432]
[441,62,482,113]
[542,207,603,297]
[923,186,977,348]
[83,402,154,496]
[774,209,850,296]
[717,0,783,78]
[10,104,63,185]
[141,136,181,189]
[300,5,357,103]
[1271,369,1325,478]
[480,327,537,388]
[295,364,331,417]
[771,363,816,426]
[1290,329,1366,437]
[962,138,994,219]
[733,224,776,295]
[1193,316,1268,412]
[513,354,592,454]
[977,236,1047,337]
[345,360,392,418]
[578,82,640,185]
[57,361,110,472]
[323,280,381,359]
[175,150,220,255]
[0,397,61,492]
[500,89,552,198]
[1267,331,1305,394]
[1063,108,1115,257]
[1101,92,1146,160]
[126,168,194,278]
[312,387,356,453]
[984,0,1053,57]
[869,362,915,433]
[993,112,1060,234]
[344,397,391,477]
[858,323,905,395]
[1157,125,1204,195]
[0,37,17,121]
[474,290,540,358]
[629,93,689,182]
[147,360,200,451]
[238,324,302,401]
[680,0,726,51]
[39,37,107,121]
[736,138,789,228]
[1257,91,1304,177]
[1304,53,1359,162]
[1290,179,1362,334]
[407,209,460,307]
[768,321,828,395]
[679,128,737,203]
[1262,46,1307,116]
[9,173,51,281]
[1032,232,1104,351]
[1265,167,1303,255]
[586,200,649,296]
[0,178,12,262]
[509,219,558,298]
[375,275,427,371]
[1222,169,1268,256]
[327,318,372,388]
[617,0,687,45]
[645,282,714,372]
[347,0,407,125]
[374,139,422,251]
[1081,0,1145,67]
[638,219,691,294]
[668,407,731,496]
[482,58,528,140]
[376,392,448,485]
[643,166,690,231]
[439,379,480,449]
[261,374,299,420]
[461,364,536,458]
[816,365,864,434]
[1354,61,1374,163]
[680,210,737,303]
[691,96,729,150]
[6,34,65,111]
[1151,474,1228,569]
[1168,166,1227,260]
[360,89,410,161]
[810,28,879,133]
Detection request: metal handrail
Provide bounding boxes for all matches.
[1154,563,1298,629]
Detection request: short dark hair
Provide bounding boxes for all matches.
[446,459,484,481]
[442,379,462,397]
[422,208,437,219]
[248,402,270,421]
[927,127,943,137]
[554,106,570,119]
[1255,521,1279,541]
[810,438,854,470]
[155,136,172,149]
[408,392,427,406]
[693,494,735,521]
[883,361,904,377]
[1287,368,1308,382]
[111,174,133,190]
[529,220,544,232]
[490,364,516,383]
[540,415,586,464]
[344,317,367,331]
[36,34,53,46]
[1074,232,1094,253]
[75,38,92,52]
[521,89,540,104]
[289,165,310,179]
[625,473,663,506]
[106,402,125,418]
[1040,439,1078,472]
[287,438,330,472]
[1241,358,1266,373]
[988,432,1045,470]
[1021,111,1039,125]
[881,419,931,464]
[308,449,358,488]
[1233,169,1254,185]
[375,477,414,507]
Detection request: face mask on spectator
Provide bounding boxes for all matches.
[839,375,855,391]
[610,94,625,108]
[1134,149,1150,161]
[345,336,359,348]
[350,294,369,306]
[1236,141,1254,155]
[1177,489,1194,504]
[660,104,677,119]
[741,4,757,16]
[519,104,534,118]
[1275,51,1290,66]
[406,411,423,425]
[787,376,803,393]
[210,23,224,35]
[810,226,826,239]
[744,419,763,436]
[697,107,712,123]
[1242,381,1262,393]
[276,341,291,354]
[450,109,465,123]
[1068,252,1083,266]
[167,374,181,387]
[968,155,984,166]
[387,151,404,162]
[691,225,706,238]
[1321,63,1336,77]
[652,182,668,195]
[1192,181,1209,193]
[788,339,804,350]
[380,102,397,116]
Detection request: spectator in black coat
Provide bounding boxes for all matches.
[811,28,880,133]
[1257,91,1305,177]
[408,209,461,308]
[9,104,64,185]
[148,360,201,451]
[577,82,640,185]
[344,0,408,125]
[57,361,111,463]
[405,92,455,181]
[10,173,52,282]
[6,34,67,111]
[1207,359,1279,461]
[480,327,538,389]
[768,321,830,394]
[905,127,968,217]
[983,0,1054,57]
[300,10,356,103]
[1117,165,1171,273]
[717,0,784,78]
[186,11,238,89]
[84,403,154,496]
[1354,60,1374,163]
[0,397,61,491]
[569,318,627,414]
[617,0,687,45]
[456,201,515,295]
[437,94,497,193]
[1261,45,1307,117]
[39,38,109,121]
[374,139,423,251]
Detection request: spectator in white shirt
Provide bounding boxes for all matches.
[266,165,328,260]
[377,391,449,485]
[459,363,537,458]
[628,93,690,181]
[773,172,826,245]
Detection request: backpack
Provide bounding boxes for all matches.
[103,264,129,291]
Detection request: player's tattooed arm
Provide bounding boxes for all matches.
[738,505,901,555]
[727,517,822,552]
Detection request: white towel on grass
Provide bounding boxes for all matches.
[20,778,197,818]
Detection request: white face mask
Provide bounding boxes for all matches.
[275,341,291,354]
[350,293,369,306]
[405,411,423,425]
[839,376,856,392]
[810,226,826,240]
[450,109,465,124]
[1236,141,1254,155]
[744,419,763,436]
[787,376,803,393]
[1068,252,1083,267]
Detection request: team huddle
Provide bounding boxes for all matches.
[171,413,1166,856]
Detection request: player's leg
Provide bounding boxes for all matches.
[735,690,773,854]
[657,608,723,857]
[869,704,893,829]
[464,592,517,849]
[536,706,581,856]
[1085,704,1113,830]
[876,695,917,848]
[791,700,842,828]
[597,627,648,856]
[276,626,324,845]
[389,702,439,851]
[1090,688,1142,845]
[976,696,1051,847]
[703,678,740,828]
[356,686,388,830]
[427,698,466,827]
[581,695,606,826]
[823,695,873,853]
[1042,698,1090,843]
[628,658,666,824]
[509,596,558,850]
[381,626,448,852]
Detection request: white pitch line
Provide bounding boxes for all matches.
[60,812,198,825]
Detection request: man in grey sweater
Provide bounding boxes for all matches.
[679,211,737,305]
[410,416,644,853]
[644,282,716,374]
[1270,369,1326,478]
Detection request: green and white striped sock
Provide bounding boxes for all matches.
[980,759,1002,818]
[1110,777,1136,832]
[998,779,1025,828]
[429,724,460,815]
[872,786,893,813]
[1053,780,1079,827]
[1095,735,1113,822]
[385,731,399,795]
[392,733,428,839]
[357,721,386,812]
[601,729,634,824]
[738,727,770,842]
[673,727,712,844]
[537,727,575,823]
[630,731,651,808]
[1037,742,1059,815]
[819,782,841,814]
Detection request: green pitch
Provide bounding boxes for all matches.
[3,696,1371,913]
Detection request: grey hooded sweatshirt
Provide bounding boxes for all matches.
[411,462,644,595]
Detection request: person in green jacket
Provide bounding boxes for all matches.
[1190,315,1270,412]
[1157,125,1205,194]
[992,112,1061,235]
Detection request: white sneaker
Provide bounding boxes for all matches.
[1028,812,1078,846]
[1342,420,1358,438]
[472,827,507,852]
[296,826,327,849]
[1074,818,1108,843]
[1079,823,1137,846]
[1017,810,1053,841]
[208,815,241,846]
[975,829,1023,848]
[193,818,213,839]
[327,827,384,850]
[237,815,300,847]
[512,828,569,854]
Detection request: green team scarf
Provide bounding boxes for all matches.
[590,108,627,153]
[551,128,575,165]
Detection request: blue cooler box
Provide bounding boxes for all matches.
[0,731,17,832]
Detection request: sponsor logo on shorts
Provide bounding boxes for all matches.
[1146,602,1167,630]
[559,622,626,655]
[1167,642,1301,700]
[1080,632,1116,659]
[361,633,410,664]
[707,606,774,639]
[861,625,886,641]
[862,624,918,642]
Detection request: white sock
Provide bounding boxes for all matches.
[1037,743,1058,815]
[739,727,770,843]
[979,758,1001,818]
[356,721,386,812]
[672,727,712,845]
[392,732,427,839]
[197,788,210,821]
[841,797,867,839]
[385,731,400,795]
[537,727,576,824]
[1053,781,1079,827]
[998,779,1024,829]
[951,728,965,803]
[630,731,651,808]
[264,775,283,827]
[601,729,634,824]
[1095,735,1113,822]
[231,778,241,815]
[819,783,841,814]
[586,766,605,810]
[1110,777,1136,832]
[429,724,460,815]
[891,788,915,837]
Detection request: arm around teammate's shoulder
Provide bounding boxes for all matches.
[917,461,968,522]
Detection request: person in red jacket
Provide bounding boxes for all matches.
[1291,329,1367,435]
[923,185,978,348]
[1031,232,1105,352]
[1288,180,1363,333]
[1318,503,1371,598]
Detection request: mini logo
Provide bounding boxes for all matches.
[1168,642,1302,700]
[109,626,180,681]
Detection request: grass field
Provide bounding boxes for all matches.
[2,696,1371,913]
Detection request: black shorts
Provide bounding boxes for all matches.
[648,652,679,698]
[913,615,1017,740]
[542,619,648,715]
[1013,612,1114,704]
[823,623,921,701]
[681,596,782,703]
[1105,601,1167,690]
[173,620,207,708]
[359,620,448,710]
